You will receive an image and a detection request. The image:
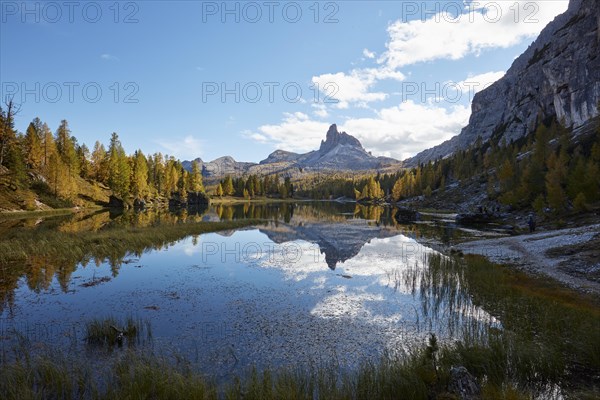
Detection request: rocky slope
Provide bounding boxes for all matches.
[406,0,600,165]
[184,124,401,179]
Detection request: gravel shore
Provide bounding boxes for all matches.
[457,224,600,297]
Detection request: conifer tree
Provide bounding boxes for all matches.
[55,120,79,179]
[107,132,130,198]
[391,178,403,202]
[0,100,18,167]
[91,141,108,183]
[24,120,44,169]
[41,122,55,168]
[131,150,149,199]
[190,161,204,193]
[178,169,190,201]
[545,151,567,213]
[77,143,91,179]
[223,175,234,196]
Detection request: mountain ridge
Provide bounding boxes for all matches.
[183,124,401,179]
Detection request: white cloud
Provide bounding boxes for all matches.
[312,67,404,109]
[363,48,376,59]
[312,104,330,119]
[308,1,564,111]
[248,101,470,160]
[100,53,119,61]
[380,0,568,68]
[155,135,204,159]
[341,101,471,160]
[245,112,331,153]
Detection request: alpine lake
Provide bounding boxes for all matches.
[0,201,598,398]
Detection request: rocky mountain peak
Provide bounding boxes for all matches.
[185,124,400,180]
[319,124,364,154]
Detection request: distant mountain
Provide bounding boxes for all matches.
[259,150,301,165]
[405,0,600,166]
[184,124,401,179]
[292,124,399,171]
[182,156,256,177]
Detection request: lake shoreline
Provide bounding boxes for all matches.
[456,223,600,298]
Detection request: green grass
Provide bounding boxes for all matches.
[85,316,152,348]
[0,340,536,400]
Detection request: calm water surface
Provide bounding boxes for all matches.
[0,202,579,381]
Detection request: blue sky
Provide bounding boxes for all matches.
[0,1,568,162]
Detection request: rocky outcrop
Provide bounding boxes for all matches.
[295,124,400,171]
[407,0,600,165]
[319,124,363,154]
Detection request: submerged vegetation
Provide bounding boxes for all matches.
[85,316,152,348]
[1,254,598,399]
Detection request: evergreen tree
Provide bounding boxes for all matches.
[216,183,224,197]
[55,120,79,179]
[107,132,130,198]
[0,100,18,167]
[131,150,149,199]
[545,152,567,213]
[189,161,204,193]
[41,122,55,167]
[24,119,44,169]
[91,141,108,183]
[178,169,189,201]
[164,158,179,196]
[77,143,91,179]
[4,137,27,187]
[391,178,403,202]
[223,175,234,196]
